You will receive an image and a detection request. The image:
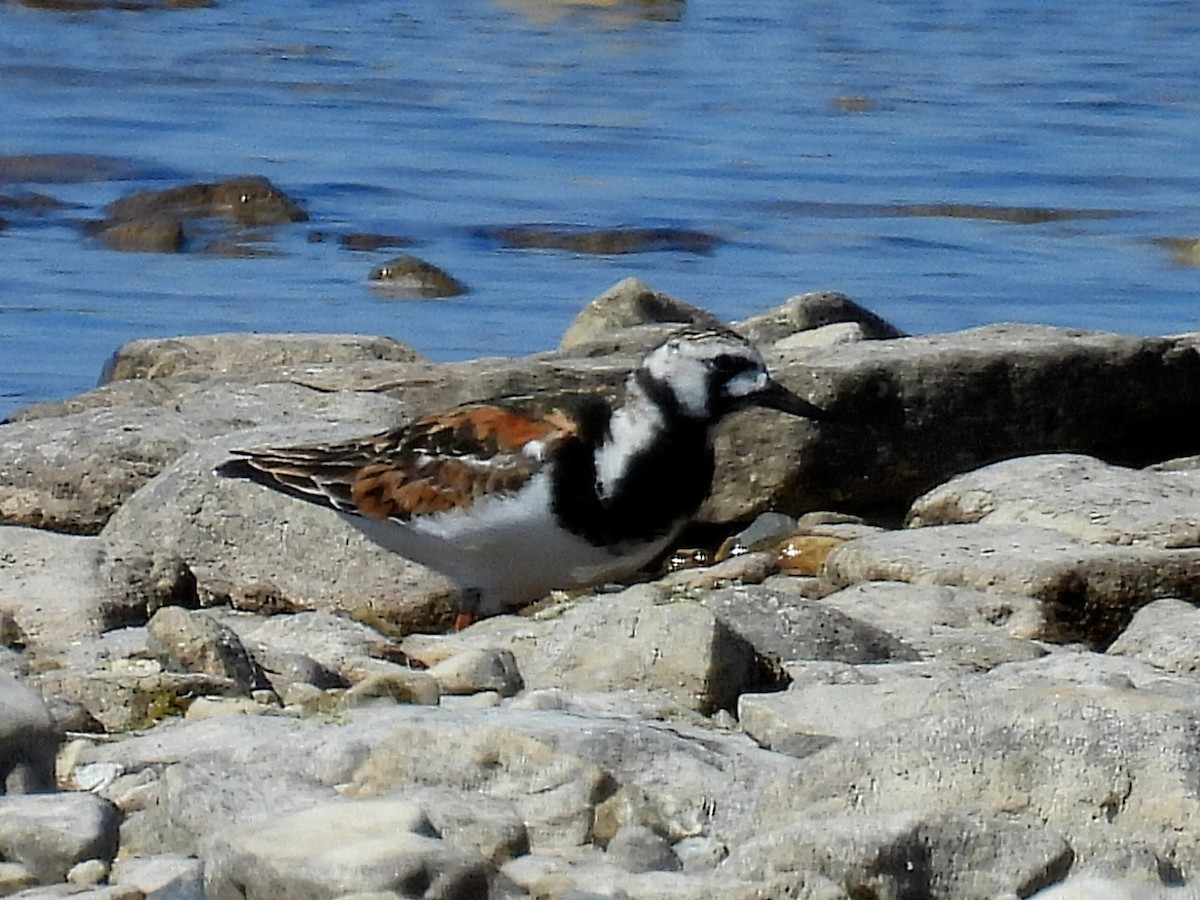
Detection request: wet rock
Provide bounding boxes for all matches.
[0,154,145,184]
[735,290,905,345]
[0,674,60,793]
[368,254,467,297]
[336,231,414,252]
[824,523,1200,646]
[91,217,185,252]
[559,277,724,352]
[102,176,307,227]
[0,792,120,883]
[907,452,1200,548]
[101,332,422,384]
[483,224,719,255]
[203,797,489,900]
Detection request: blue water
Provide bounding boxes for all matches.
[1,0,1198,419]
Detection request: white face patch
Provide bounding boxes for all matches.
[641,332,770,419]
[724,368,769,399]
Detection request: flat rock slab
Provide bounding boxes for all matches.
[203,798,488,900]
[0,384,405,534]
[908,452,1200,548]
[753,652,1200,882]
[101,333,423,383]
[824,523,1200,645]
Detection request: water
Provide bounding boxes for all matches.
[1,0,1198,419]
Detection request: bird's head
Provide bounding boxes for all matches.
[638,328,827,423]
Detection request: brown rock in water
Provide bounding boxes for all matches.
[368,254,467,298]
[102,175,307,226]
[483,224,719,255]
[91,218,184,253]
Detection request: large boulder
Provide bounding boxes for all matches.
[706,324,1200,522]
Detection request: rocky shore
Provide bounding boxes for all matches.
[2,277,1200,899]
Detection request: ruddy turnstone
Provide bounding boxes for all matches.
[216,327,826,629]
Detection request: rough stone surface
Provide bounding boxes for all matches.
[907,452,1200,547]
[0,792,120,883]
[146,606,262,692]
[558,277,723,351]
[203,798,488,900]
[426,647,524,697]
[101,332,422,384]
[0,383,405,534]
[0,674,60,793]
[708,324,1200,521]
[99,427,457,634]
[735,290,906,344]
[824,523,1200,645]
[1107,597,1200,676]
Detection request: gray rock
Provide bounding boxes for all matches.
[427,647,524,697]
[468,584,771,713]
[697,584,920,665]
[146,606,262,692]
[738,661,959,757]
[816,580,1050,667]
[0,383,405,534]
[771,321,867,351]
[1107,597,1200,676]
[342,668,441,707]
[0,674,60,793]
[407,787,529,865]
[0,527,107,659]
[99,427,456,634]
[109,853,205,900]
[707,324,1200,523]
[34,667,243,733]
[243,612,407,682]
[752,651,1200,881]
[0,792,120,883]
[735,290,905,344]
[734,810,1072,900]
[605,824,680,873]
[203,798,488,900]
[558,278,723,352]
[907,453,1200,548]
[348,722,609,849]
[102,332,422,384]
[825,523,1200,645]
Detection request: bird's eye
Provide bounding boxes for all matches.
[709,354,755,376]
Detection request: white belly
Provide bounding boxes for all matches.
[343,472,681,615]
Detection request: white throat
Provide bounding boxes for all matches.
[593,376,665,502]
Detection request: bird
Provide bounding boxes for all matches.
[215,327,827,630]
